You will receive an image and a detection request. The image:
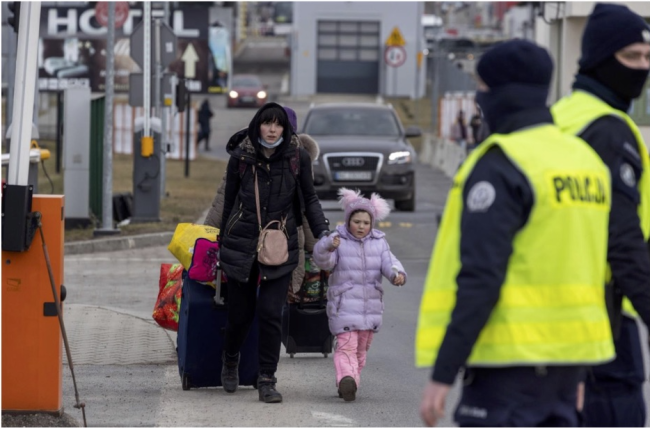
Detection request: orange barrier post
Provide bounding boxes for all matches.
[2,195,64,414]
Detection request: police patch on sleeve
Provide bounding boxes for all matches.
[620,163,637,187]
[466,181,496,212]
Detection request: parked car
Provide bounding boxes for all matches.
[302,103,420,211]
[227,74,267,108]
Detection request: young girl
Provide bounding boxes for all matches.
[313,188,406,402]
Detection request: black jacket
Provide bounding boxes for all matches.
[220,108,329,284]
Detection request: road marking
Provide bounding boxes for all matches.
[399,222,413,228]
[378,221,392,228]
[311,411,356,427]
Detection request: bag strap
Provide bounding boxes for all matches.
[253,165,262,230]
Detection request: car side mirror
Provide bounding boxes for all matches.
[405,126,422,138]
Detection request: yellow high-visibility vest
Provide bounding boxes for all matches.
[553,90,650,317]
[415,124,614,368]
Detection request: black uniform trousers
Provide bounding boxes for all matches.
[583,316,646,427]
[454,366,584,427]
[224,262,291,376]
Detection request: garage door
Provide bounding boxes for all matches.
[316,20,380,94]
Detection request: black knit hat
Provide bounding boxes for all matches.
[476,39,553,89]
[579,3,650,72]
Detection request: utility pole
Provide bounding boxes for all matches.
[155,18,166,199]
[160,1,171,199]
[97,2,119,235]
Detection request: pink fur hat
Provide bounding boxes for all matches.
[338,188,391,226]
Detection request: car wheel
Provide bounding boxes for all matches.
[395,190,416,212]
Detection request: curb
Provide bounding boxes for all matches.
[64,231,174,255]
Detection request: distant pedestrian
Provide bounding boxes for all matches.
[469,108,483,147]
[416,39,614,427]
[451,110,468,150]
[313,188,406,402]
[197,99,214,151]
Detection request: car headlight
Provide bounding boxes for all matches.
[387,151,412,165]
[257,90,267,99]
[229,90,238,99]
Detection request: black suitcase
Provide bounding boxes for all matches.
[281,271,333,358]
[177,271,259,390]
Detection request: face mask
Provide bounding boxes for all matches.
[593,55,650,102]
[258,136,283,149]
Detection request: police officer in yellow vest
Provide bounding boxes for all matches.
[416,40,615,427]
[551,4,650,427]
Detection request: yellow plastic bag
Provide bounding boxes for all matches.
[168,223,219,270]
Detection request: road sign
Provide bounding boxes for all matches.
[128,73,175,107]
[385,26,406,47]
[181,43,199,79]
[385,46,407,67]
[130,20,177,69]
[95,2,129,29]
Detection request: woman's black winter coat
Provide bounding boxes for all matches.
[219,105,329,284]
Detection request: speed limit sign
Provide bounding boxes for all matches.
[384,46,407,68]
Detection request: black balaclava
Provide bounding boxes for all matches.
[576,3,650,108]
[475,39,553,133]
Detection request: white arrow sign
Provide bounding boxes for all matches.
[181,43,199,78]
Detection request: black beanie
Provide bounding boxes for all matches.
[477,39,553,89]
[579,3,650,72]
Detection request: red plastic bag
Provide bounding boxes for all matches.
[153,263,183,331]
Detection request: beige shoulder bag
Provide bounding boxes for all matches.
[253,166,289,266]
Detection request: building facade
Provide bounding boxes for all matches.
[290,1,426,98]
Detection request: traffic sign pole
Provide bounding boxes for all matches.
[155,19,167,200]
[143,3,151,138]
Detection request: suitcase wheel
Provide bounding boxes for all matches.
[323,353,328,358]
[290,353,295,358]
[181,373,191,391]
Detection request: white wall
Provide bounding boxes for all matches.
[291,1,425,97]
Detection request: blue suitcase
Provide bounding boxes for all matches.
[177,272,259,390]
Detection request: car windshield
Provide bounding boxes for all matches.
[232,77,261,88]
[304,109,401,137]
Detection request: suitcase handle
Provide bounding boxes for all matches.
[213,264,225,306]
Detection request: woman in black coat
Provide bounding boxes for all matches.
[219,103,329,403]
